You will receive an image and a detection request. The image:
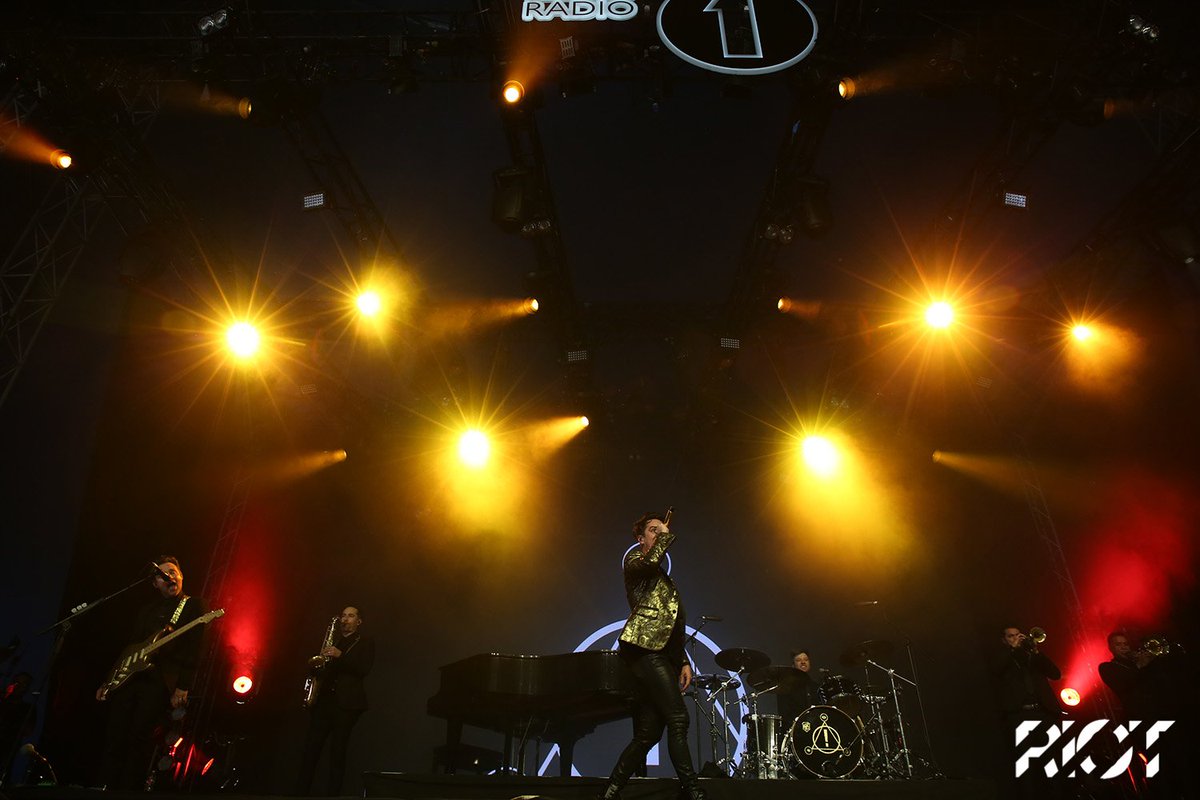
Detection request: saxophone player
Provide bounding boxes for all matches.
[295,606,375,796]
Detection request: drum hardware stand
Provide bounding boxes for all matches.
[713,674,742,775]
[735,686,790,779]
[867,659,916,778]
[689,674,741,777]
[684,617,712,773]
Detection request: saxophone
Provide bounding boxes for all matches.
[302,616,339,708]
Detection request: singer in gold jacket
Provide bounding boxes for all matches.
[618,526,681,650]
[603,512,704,800]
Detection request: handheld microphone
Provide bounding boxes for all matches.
[662,506,674,526]
[150,563,176,585]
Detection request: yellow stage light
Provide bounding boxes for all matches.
[777,298,792,313]
[458,429,490,468]
[50,149,72,169]
[226,321,260,359]
[237,97,253,119]
[1071,324,1094,342]
[1060,687,1080,707]
[356,290,383,317]
[801,435,839,477]
[502,80,525,105]
[924,301,954,329]
[837,78,856,99]
[579,415,589,428]
[525,297,540,315]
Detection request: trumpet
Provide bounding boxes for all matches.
[1137,637,1170,658]
[1021,627,1047,650]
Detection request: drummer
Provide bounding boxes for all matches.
[778,649,819,727]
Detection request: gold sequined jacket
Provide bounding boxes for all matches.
[618,531,681,651]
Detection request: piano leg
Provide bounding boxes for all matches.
[559,738,577,777]
[443,720,463,775]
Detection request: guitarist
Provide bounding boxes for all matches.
[96,556,208,790]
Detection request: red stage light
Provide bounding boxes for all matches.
[232,675,254,694]
[1060,687,1081,706]
[202,757,216,776]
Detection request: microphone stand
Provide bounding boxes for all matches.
[867,600,942,778]
[0,574,153,788]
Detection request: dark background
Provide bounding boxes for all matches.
[1,0,1198,793]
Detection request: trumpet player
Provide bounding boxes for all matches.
[295,606,375,796]
[992,627,1062,727]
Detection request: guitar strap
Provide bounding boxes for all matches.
[169,595,190,628]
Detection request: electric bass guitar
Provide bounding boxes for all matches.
[97,608,225,701]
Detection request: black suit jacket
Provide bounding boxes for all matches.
[130,593,209,693]
[321,633,375,711]
[989,644,1061,718]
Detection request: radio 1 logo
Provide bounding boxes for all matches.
[521,0,637,22]
[1015,720,1175,779]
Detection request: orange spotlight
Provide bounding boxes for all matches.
[1071,324,1094,342]
[356,290,383,318]
[777,298,792,313]
[524,297,540,315]
[458,429,490,468]
[237,97,253,119]
[924,301,954,329]
[837,78,857,99]
[232,675,254,694]
[50,149,73,169]
[225,321,260,359]
[502,80,525,105]
[1060,687,1080,707]
[579,415,589,428]
[800,435,840,477]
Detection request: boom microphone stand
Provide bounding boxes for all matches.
[862,599,943,778]
[0,572,154,787]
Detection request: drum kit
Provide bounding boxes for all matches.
[687,640,933,780]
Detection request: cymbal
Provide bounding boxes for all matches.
[714,647,770,673]
[839,639,895,667]
[746,665,811,693]
[693,674,741,691]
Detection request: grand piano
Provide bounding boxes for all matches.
[427,650,637,776]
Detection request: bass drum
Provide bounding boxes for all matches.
[786,705,863,778]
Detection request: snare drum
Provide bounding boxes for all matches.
[786,705,863,778]
[742,713,785,779]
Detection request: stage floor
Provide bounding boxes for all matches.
[362,773,999,800]
[5,774,999,800]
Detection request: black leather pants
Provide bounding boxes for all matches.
[606,652,703,799]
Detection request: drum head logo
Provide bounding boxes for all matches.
[656,0,818,75]
[803,712,846,755]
